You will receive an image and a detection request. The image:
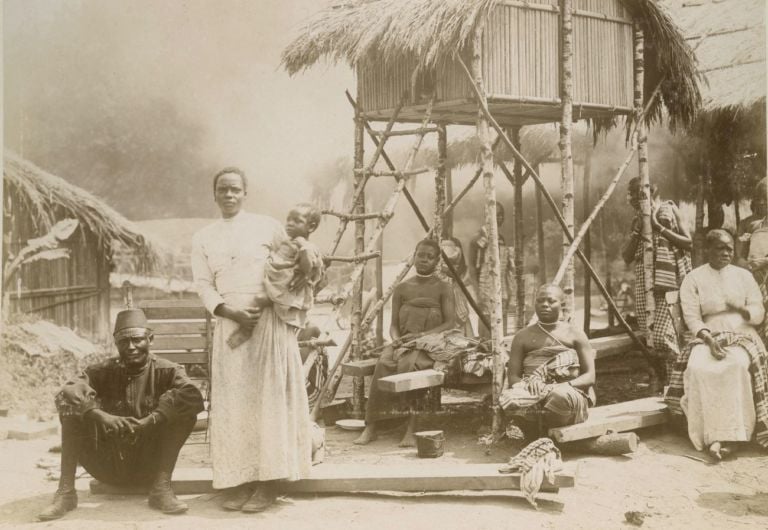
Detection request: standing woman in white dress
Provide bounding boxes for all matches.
[191,168,312,512]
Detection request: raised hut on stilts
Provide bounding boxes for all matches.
[282,0,700,436]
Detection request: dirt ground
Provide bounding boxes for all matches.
[1,409,767,530]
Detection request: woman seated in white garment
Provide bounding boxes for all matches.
[667,229,768,460]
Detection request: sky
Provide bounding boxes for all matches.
[3,0,356,219]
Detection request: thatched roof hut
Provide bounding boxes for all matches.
[283,0,701,131]
[3,151,159,341]
[663,0,765,114]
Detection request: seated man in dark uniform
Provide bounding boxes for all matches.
[38,309,205,521]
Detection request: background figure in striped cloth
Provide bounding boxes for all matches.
[622,177,692,387]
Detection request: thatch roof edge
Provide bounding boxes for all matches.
[3,151,161,271]
[282,0,701,131]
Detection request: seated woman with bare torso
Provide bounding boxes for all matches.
[354,239,455,447]
[501,284,596,435]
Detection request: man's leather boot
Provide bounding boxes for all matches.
[148,471,188,514]
[37,489,78,521]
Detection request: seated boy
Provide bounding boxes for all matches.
[354,238,456,447]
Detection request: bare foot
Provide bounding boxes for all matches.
[353,426,377,445]
[398,416,417,447]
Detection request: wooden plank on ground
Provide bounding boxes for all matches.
[342,359,378,377]
[548,397,668,443]
[378,369,445,393]
[91,462,576,495]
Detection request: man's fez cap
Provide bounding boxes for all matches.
[113,308,151,336]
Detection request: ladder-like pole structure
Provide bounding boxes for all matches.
[470,19,506,437]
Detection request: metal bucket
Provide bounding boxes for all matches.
[415,430,445,458]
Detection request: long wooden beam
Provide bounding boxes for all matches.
[92,463,577,495]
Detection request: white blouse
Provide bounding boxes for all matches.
[191,211,285,314]
[679,263,765,338]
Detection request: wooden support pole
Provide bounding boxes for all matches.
[375,234,383,348]
[559,0,576,320]
[583,147,592,336]
[435,124,448,240]
[552,146,638,285]
[324,251,381,263]
[511,126,525,331]
[354,167,431,178]
[322,210,383,221]
[372,127,439,137]
[351,76,366,418]
[634,24,655,349]
[536,166,547,284]
[445,143,454,239]
[471,20,505,437]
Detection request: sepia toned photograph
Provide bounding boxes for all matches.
[1,0,767,528]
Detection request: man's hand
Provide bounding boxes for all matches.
[88,410,135,438]
[126,415,154,435]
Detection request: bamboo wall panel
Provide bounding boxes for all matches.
[359,0,634,117]
[3,187,110,341]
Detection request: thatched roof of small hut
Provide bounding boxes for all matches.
[282,0,701,131]
[3,151,160,271]
[663,0,765,114]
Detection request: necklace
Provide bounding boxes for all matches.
[536,321,563,346]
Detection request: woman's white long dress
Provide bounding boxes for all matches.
[192,211,312,488]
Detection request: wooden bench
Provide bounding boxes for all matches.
[138,299,213,376]
[347,331,645,397]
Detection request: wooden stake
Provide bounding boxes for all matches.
[375,233,383,348]
[471,21,506,437]
[536,167,547,284]
[445,145,454,239]
[511,126,526,331]
[583,147,592,336]
[435,124,447,241]
[559,0,576,320]
[634,24,655,349]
